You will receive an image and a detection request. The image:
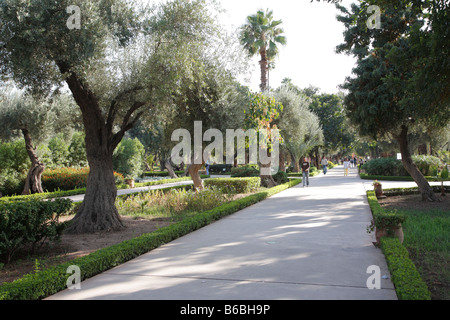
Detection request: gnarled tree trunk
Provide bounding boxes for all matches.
[22,129,45,195]
[396,125,439,202]
[187,163,204,191]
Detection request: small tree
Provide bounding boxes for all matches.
[0,86,77,194]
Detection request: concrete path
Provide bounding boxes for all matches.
[48,166,399,300]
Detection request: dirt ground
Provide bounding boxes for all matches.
[0,216,174,284]
[378,193,450,211]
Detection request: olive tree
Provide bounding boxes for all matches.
[0,0,223,233]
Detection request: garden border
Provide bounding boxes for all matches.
[0,179,302,300]
[366,188,432,300]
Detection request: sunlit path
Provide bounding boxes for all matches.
[47,166,398,300]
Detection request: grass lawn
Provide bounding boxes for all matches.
[399,208,449,300]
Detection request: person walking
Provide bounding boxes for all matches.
[343,158,350,176]
[321,157,328,175]
[302,157,310,187]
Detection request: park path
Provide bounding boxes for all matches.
[48,165,399,300]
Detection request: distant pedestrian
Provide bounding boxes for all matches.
[343,158,350,176]
[321,157,328,175]
[205,160,210,176]
[301,158,310,187]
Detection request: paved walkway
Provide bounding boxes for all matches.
[49,166,401,300]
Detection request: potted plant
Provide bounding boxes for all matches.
[367,211,406,245]
[372,180,385,199]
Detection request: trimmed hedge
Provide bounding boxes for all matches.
[360,173,450,182]
[0,179,301,300]
[366,191,406,232]
[366,189,431,300]
[380,238,431,300]
[204,177,261,193]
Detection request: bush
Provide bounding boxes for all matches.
[412,155,442,176]
[113,138,146,179]
[0,169,26,197]
[231,165,259,178]
[47,134,71,168]
[204,177,261,194]
[0,199,72,264]
[42,168,125,192]
[362,158,408,176]
[0,139,30,174]
[209,164,233,174]
[273,171,289,184]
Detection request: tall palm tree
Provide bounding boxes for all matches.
[240,9,287,92]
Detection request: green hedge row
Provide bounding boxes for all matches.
[0,179,302,300]
[0,175,207,203]
[380,238,431,300]
[366,190,431,300]
[360,173,450,182]
[143,171,185,177]
[204,177,261,193]
[366,191,406,232]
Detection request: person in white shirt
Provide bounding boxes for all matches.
[343,158,350,176]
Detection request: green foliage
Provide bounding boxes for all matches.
[204,177,261,194]
[68,132,87,168]
[366,191,406,235]
[231,165,259,178]
[0,140,30,174]
[412,155,442,177]
[441,168,449,180]
[113,138,146,179]
[42,168,125,192]
[47,134,70,168]
[380,237,431,300]
[362,158,409,176]
[0,179,301,300]
[272,171,288,184]
[0,169,26,197]
[0,199,72,264]
[362,156,443,177]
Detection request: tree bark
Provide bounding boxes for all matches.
[259,47,268,92]
[21,129,45,195]
[58,62,126,234]
[188,163,204,191]
[396,125,439,202]
[165,160,178,179]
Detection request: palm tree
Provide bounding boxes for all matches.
[240,9,287,92]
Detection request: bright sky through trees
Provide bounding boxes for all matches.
[218,0,357,93]
[145,0,357,93]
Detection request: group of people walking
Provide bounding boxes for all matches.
[300,156,364,187]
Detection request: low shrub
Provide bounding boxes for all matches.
[362,158,409,176]
[42,168,125,192]
[209,164,233,174]
[231,165,259,178]
[272,171,289,184]
[0,199,73,264]
[380,237,431,300]
[0,169,26,197]
[204,177,261,194]
[366,191,406,234]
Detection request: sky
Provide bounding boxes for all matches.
[143,0,358,94]
[215,0,357,94]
